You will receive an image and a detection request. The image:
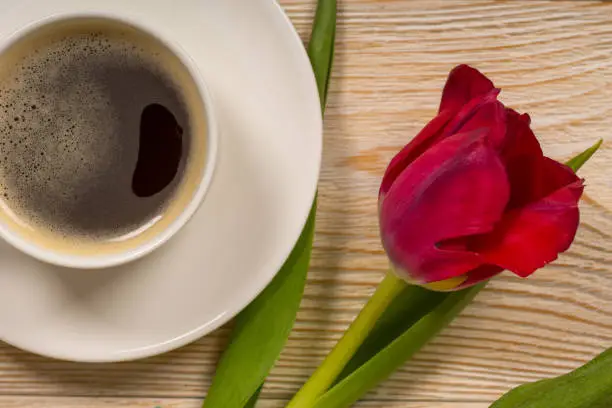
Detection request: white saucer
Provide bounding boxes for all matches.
[0,0,322,362]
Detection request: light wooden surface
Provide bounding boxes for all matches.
[2,0,612,407]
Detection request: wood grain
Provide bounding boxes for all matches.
[2,0,612,407]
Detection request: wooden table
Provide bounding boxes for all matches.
[2,1,612,407]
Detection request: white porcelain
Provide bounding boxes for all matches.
[0,0,322,362]
[0,12,219,270]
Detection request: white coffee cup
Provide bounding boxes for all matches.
[0,12,218,269]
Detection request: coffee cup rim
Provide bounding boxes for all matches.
[0,11,219,269]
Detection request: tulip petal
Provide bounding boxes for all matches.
[473,180,584,277]
[380,129,510,284]
[380,110,453,197]
[499,109,580,211]
[457,265,504,290]
[439,64,497,114]
[502,109,540,159]
[445,97,506,149]
[537,157,580,198]
[500,109,546,208]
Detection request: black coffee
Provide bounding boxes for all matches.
[0,21,191,242]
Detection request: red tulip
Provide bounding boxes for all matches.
[378,64,583,291]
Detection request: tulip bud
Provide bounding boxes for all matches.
[378,65,583,291]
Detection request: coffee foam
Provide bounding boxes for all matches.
[0,18,209,256]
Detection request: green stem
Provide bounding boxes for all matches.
[286,272,407,408]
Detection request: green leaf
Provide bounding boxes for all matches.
[314,283,486,408]
[308,0,336,109]
[243,386,262,408]
[489,347,612,408]
[565,138,602,172]
[203,1,336,406]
